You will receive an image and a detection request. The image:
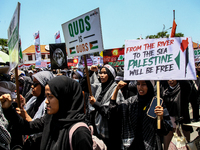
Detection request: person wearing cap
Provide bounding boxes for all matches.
[60,69,68,76]
[28,70,34,81]
[87,64,125,149]
[71,69,84,83]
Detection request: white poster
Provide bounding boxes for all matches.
[62,8,104,57]
[33,31,42,62]
[124,37,196,80]
[93,56,101,66]
[7,2,20,70]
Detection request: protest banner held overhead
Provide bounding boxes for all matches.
[7,2,20,71]
[124,37,196,80]
[62,8,104,57]
[49,43,68,69]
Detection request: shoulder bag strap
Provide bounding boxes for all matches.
[69,122,89,150]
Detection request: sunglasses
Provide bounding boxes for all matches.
[32,82,40,87]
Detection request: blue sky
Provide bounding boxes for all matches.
[0,0,199,51]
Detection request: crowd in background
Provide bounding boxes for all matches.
[0,62,199,150]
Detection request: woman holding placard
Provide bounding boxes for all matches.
[109,80,172,150]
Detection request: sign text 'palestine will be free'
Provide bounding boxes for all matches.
[62,8,103,57]
[124,37,196,80]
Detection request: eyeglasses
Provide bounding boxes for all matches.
[32,82,40,87]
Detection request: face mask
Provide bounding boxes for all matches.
[74,79,79,83]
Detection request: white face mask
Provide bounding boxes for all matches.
[74,79,79,83]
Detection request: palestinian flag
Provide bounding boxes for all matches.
[89,40,98,50]
[180,38,189,77]
[69,47,76,54]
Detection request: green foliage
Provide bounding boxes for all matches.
[0,38,8,54]
[174,33,184,37]
[29,65,35,70]
[146,31,184,39]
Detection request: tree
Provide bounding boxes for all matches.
[0,38,8,54]
[146,31,184,39]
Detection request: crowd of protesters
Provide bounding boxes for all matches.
[0,63,199,150]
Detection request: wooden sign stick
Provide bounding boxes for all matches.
[157,80,161,129]
[15,67,21,108]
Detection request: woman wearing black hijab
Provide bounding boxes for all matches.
[0,76,93,150]
[88,64,125,149]
[110,80,172,150]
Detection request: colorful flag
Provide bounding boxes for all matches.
[99,51,103,57]
[33,31,41,62]
[69,47,76,54]
[55,31,61,43]
[170,20,177,37]
[89,40,98,50]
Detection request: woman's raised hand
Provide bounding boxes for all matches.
[116,81,127,90]
[90,65,98,72]
[0,94,12,109]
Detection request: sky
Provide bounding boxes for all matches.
[0,0,200,51]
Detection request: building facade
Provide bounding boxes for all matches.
[19,45,50,69]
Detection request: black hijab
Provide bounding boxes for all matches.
[26,85,45,118]
[130,80,155,149]
[40,76,85,150]
[137,81,154,103]
[96,65,116,102]
[26,71,54,118]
